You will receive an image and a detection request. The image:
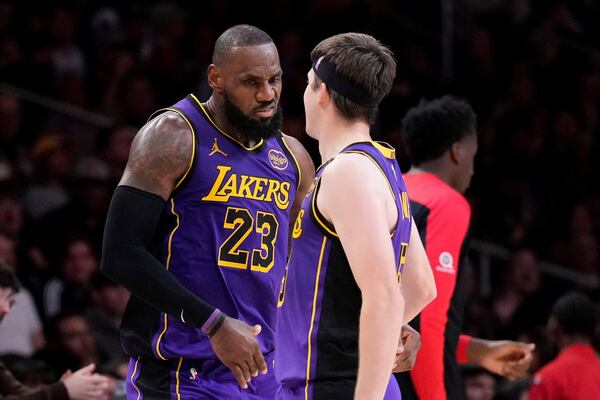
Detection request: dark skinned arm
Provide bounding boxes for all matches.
[102,112,266,389]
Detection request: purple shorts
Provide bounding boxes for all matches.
[126,353,277,399]
[276,374,401,400]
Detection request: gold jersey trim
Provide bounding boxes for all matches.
[155,198,181,360]
[163,108,196,190]
[146,107,197,191]
[189,93,264,151]
[280,135,302,191]
[305,236,328,400]
[130,357,142,400]
[175,357,184,400]
[310,177,339,238]
[372,141,396,159]
[346,150,396,200]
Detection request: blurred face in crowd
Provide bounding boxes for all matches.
[464,372,496,400]
[57,315,96,361]
[104,126,135,172]
[123,76,156,122]
[0,233,16,270]
[0,195,23,237]
[0,287,15,322]
[93,284,130,318]
[509,249,540,295]
[49,7,78,45]
[454,131,478,193]
[62,240,97,285]
[0,94,21,141]
[209,43,283,142]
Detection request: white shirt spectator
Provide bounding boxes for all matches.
[0,288,44,356]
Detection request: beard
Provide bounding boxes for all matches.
[223,93,283,143]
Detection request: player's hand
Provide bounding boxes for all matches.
[209,316,268,389]
[393,324,422,373]
[479,340,535,380]
[62,363,110,400]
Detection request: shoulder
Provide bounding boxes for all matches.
[120,111,194,199]
[134,111,193,150]
[404,173,470,215]
[531,360,564,391]
[322,153,388,196]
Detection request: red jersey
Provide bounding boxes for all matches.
[529,344,600,400]
[396,172,471,400]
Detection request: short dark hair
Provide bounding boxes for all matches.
[551,292,596,338]
[212,24,274,64]
[0,262,20,293]
[310,33,396,124]
[401,95,477,166]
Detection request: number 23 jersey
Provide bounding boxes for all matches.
[120,94,299,361]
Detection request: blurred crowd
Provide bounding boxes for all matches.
[0,0,598,399]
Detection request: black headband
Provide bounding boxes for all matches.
[312,57,379,107]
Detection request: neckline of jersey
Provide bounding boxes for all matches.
[315,140,395,172]
[188,93,265,151]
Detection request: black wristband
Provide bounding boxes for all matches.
[207,312,226,338]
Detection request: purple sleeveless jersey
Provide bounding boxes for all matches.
[275,142,411,400]
[120,94,299,363]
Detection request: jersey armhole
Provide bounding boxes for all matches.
[277,134,302,191]
[148,107,198,197]
[309,177,339,238]
[344,150,400,236]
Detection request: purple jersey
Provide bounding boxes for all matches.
[120,94,300,361]
[275,142,411,399]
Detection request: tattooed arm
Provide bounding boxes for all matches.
[102,112,267,388]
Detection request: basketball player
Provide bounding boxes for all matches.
[275,33,436,400]
[101,25,314,399]
[395,96,535,400]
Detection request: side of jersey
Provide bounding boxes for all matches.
[120,94,300,360]
[396,172,471,400]
[275,142,411,399]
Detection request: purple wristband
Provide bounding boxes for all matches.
[201,308,222,334]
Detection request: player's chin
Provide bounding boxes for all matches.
[253,112,274,122]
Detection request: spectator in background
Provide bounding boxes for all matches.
[0,262,109,400]
[42,312,105,380]
[528,292,600,400]
[33,175,111,265]
[116,73,156,126]
[43,238,97,320]
[0,94,29,181]
[0,186,23,241]
[96,125,135,184]
[462,366,496,400]
[492,248,545,337]
[85,273,129,378]
[75,124,136,186]
[23,134,72,220]
[0,232,45,357]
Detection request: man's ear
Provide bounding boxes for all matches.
[316,82,330,108]
[449,141,462,165]
[207,64,223,94]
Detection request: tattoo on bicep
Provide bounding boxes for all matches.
[123,112,193,196]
